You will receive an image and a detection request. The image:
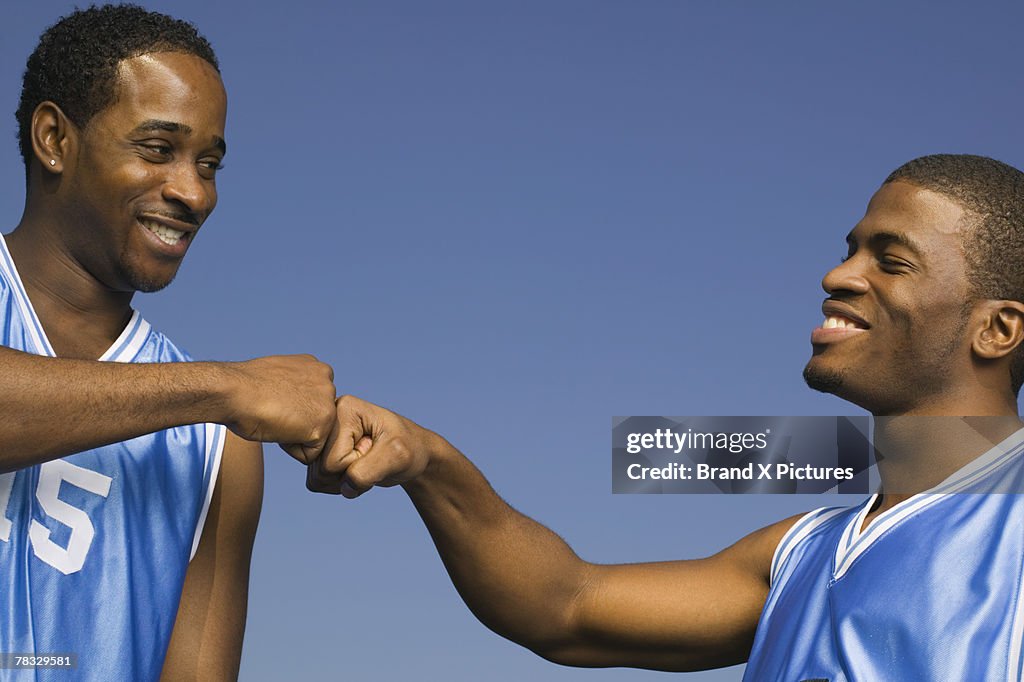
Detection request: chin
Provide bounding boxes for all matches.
[117,263,177,293]
[803,361,886,413]
[132,278,174,293]
[803,361,846,395]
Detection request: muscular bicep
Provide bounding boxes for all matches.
[161,432,263,681]
[552,514,803,672]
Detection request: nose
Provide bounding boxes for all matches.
[161,161,216,219]
[821,256,870,296]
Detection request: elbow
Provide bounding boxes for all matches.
[501,577,597,668]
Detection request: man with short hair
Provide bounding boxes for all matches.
[1,6,336,679]
[312,154,1024,679]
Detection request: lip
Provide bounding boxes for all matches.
[136,215,195,258]
[820,301,871,329]
[138,213,198,234]
[811,325,867,345]
[812,300,871,345]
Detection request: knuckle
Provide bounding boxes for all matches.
[390,440,412,465]
[319,454,343,476]
[346,468,372,491]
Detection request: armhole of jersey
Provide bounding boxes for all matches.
[769,506,846,587]
[189,423,226,561]
[1009,536,1024,680]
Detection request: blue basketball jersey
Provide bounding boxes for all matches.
[745,428,1024,681]
[0,235,225,681]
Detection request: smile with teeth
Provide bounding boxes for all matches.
[140,218,187,246]
[821,315,865,330]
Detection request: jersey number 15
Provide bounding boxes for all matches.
[0,460,113,575]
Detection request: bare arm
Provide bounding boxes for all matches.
[308,396,799,671]
[0,345,337,472]
[161,432,263,681]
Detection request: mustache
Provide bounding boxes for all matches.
[141,210,201,227]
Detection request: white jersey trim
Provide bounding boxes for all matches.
[834,427,1024,580]
[769,506,847,586]
[1007,577,1024,679]
[0,234,54,356]
[98,311,151,363]
[190,424,226,561]
[0,234,147,362]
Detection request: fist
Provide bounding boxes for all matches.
[306,395,439,497]
[223,354,337,462]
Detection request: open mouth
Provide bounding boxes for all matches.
[821,314,868,330]
[139,218,188,247]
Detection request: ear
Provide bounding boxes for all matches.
[30,101,77,174]
[972,300,1024,360]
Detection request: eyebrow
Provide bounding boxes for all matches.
[132,119,227,156]
[845,229,925,257]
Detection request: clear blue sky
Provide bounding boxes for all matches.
[2,2,1022,680]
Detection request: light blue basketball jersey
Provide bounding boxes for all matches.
[0,235,225,681]
[745,428,1024,682]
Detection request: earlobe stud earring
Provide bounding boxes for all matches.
[49,159,56,166]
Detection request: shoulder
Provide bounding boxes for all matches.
[209,432,263,537]
[718,508,849,587]
[121,318,197,364]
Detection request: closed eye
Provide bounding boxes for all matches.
[138,142,172,159]
[879,255,913,271]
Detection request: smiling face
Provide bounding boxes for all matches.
[803,181,980,415]
[61,51,226,292]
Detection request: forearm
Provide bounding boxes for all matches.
[0,345,234,471]
[403,440,592,658]
[316,396,782,671]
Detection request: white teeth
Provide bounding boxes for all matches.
[140,219,185,246]
[822,316,861,330]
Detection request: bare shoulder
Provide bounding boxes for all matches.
[163,431,262,680]
[713,512,811,584]
[216,431,263,532]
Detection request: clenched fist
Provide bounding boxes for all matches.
[220,354,337,462]
[306,395,444,497]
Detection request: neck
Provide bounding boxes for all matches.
[868,413,1022,517]
[5,215,133,358]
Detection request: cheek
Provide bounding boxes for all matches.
[78,144,158,198]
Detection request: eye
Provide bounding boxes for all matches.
[137,141,172,160]
[879,255,911,271]
[198,159,224,171]
[197,158,224,180]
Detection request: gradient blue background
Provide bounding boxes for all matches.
[2,2,1022,680]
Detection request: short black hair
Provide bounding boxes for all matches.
[885,154,1024,394]
[16,4,219,169]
